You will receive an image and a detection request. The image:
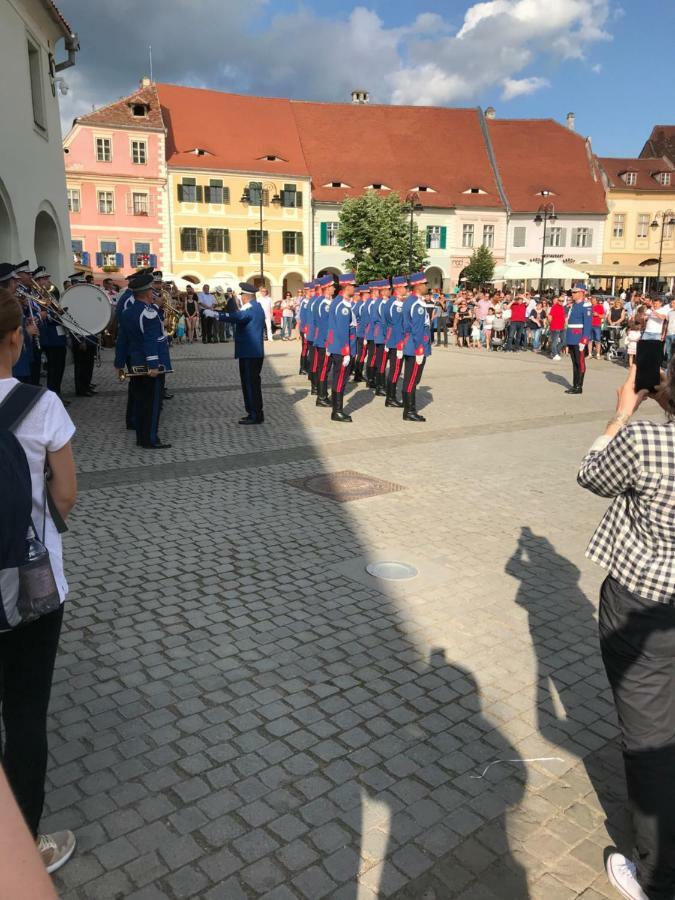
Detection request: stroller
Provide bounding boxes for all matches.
[601,325,625,363]
[491,317,507,350]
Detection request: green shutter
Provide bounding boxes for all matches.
[440,226,447,250]
[296,190,303,208]
[320,222,328,246]
[297,233,303,255]
[224,230,230,253]
[195,185,203,203]
[425,226,431,249]
[177,184,184,202]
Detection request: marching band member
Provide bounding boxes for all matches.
[67,273,98,398]
[565,285,593,395]
[14,261,42,386]
[326,273,356,423]
[218,282,266,425]
[384,275,408,408]
[0,263,32,383]
[34,267,67,401]
[401,271,431,422]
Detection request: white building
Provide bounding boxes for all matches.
[505,212,605,269]
[0,0,78,285]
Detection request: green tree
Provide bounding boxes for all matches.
[462,244,495,287]
[337,192,427,283]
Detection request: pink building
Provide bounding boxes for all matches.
[63,78,166,281]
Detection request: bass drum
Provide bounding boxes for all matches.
[60,283,113,337]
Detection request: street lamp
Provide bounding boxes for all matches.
[405,191,424,273]
[649,209,675,289]
[240,181,281,286]
[533,192,556,286]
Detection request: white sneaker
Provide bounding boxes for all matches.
[37,831,76,874]
[606,852,649,900]
[552,355,562,361]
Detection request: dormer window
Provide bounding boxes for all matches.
[130,103,148,117]
[323,181,350,188]
[463,187,487,195]
[258,154,287,162]
[412,185,436,193]
[366,183,390,191]
[623,171,637,186]
[189,148,212,157]
[655,172,672,186]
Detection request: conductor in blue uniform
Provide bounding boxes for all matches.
[219,282,266,424]
[565,285,593,395]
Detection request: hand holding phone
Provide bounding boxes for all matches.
[635,340,664,393]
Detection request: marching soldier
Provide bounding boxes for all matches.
[313,275,334,408]
[401,272,431,422]
[307,280,322,395]
[34,267,68,401]
[298,282,311,374]
[384,275,408,408]
[326,273,356,422]
[353,285,371,383]
[365,283,380,388]
[373,280,391,396]
[565,285,593,395]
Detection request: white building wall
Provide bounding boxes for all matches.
[0,0,74,286]
[505,214,606,268]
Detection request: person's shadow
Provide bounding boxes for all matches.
[542,370,572,389]
[506,527,631,853]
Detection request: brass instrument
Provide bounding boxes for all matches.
[30,278,66,316]
[118,365,173,382]
[16,284,41,350]
[155,288,182,338]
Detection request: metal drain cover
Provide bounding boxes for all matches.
[366,561,419,581]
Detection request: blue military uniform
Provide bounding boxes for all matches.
[39,305,67,397]
[401,273,432,421]
[371,282,390,395]
[384,275,408,407]
[565,288,593,394]
[364,287,381,388]
[218,285,266,423]
[325,273,356,422]
[298,281,313,375]
[306,286,322,394]
[311,276,334,405]
[352,287,370,382]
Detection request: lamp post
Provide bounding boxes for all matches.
[240,181,281,288]
[533,193,556,287]
[650,209,675,290]
[405,191,423,273]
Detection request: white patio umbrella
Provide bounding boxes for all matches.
[539,259,589,281]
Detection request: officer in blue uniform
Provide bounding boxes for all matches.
[312,275,335,408]
[306,280,322,395]
[218,282,266,424]
[565,285,593,395]
[326,273,356,422]
[350,286,367,383]
[365,283,381,389]
[34,267,68,400]
[384,275,408,408]
[114,271,151,430]
[14,260,42,386]
[298,282,312,375]
[373,280,391,396]
[401,271,432,422]
[118,271,171,448]
[0,263,30,382]
[67,272,99,398]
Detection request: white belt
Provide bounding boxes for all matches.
[568,324,583,329]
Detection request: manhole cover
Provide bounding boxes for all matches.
[366,561,418,581]
[289,470,403,503]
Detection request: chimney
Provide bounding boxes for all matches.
[566,111,575,131]
[351,89,370,104]
[140,75,152,88]
[485,106,496,120]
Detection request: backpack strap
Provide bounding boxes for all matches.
[0,383,46,431]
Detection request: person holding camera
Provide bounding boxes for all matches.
[578,368,675,900]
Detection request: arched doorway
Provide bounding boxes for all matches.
[34,208,62,283]
[211,271,237,292]
[283,271,304,296]
[179,273,202,284]
[317,267,342,278]
[0,179,18,262]
[425,266,445,291]
[248,274,271,292]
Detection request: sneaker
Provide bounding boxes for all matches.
[552,354,562,361]
[606,852,649,900]
[37,831,76,874]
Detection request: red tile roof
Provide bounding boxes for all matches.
[640,126,675,163]
[487,119,607,215]
[157,84,309,177]
[41,0,73,37]
[598,156,675,192]
[75,83,165,132]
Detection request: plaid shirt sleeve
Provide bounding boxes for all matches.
[577,425,640,498]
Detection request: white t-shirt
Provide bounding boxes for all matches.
[0,379,75,605]
[667,308,675,336]
[644,307,667,338]
[258,295,272,319]
[199,292,217,318]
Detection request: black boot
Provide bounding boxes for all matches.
[310,371,318,395]
[403,393,424,422]
[366,367,376,388]
[352,362,364,383]
[385,381,403,408]
[316,379,331,407]
[375,370,386,397]
[331,392,352,422]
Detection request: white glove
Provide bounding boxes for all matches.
[342,355,351,367]
[396,350,403,360]
[415,353,424,364]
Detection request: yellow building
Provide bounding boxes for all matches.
[594,156,675,292]
[165,168,311,297]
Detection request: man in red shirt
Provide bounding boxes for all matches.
[548,296,566,359]
[591,296,605,359]
[507,294,527,351]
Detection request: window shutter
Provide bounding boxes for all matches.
[196,186,203,203]
[586,230,593,247]
[513,226,526,247]
[440,226,447,250]
[149,254,157,267]
[263,231,269,253]
[130,253,137,267]
[559,228,567,247]
[297,233,303,256]
[223,187,230,204]
[82,251,90,266]
[224,231,230,253]
[115,253,123,267]
[425,227,431,249]
[296,190,303,208]
[262,189,269,207]
[177,184,184,202]
[95,252,103,267]
[203,186,210,203]
[320,222,328,246]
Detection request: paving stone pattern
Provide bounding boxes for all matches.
[43,340,641,898]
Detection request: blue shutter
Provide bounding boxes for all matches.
[82,251,90,266]
[115,253,124,267]
[95,252,103,267]
[149,254,157,267]
[440,226,447,250]
[130,253,137,268]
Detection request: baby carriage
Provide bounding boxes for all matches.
[602,325,625,363]
[491,317,507,350]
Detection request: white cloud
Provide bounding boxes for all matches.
[501,76,550,100]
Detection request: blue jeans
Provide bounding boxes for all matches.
[665,335,675,364]
[508,321,525,351]
[529,328,542,351]
[550,331,564,357]
[281,318,293,338]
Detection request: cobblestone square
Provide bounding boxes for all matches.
[46,340,636,899]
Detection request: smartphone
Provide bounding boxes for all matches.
[635,340,663,393]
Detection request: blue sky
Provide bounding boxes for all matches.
[58,0,671,157]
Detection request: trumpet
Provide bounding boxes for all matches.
[118,365,173,382]
[31,278,66,316]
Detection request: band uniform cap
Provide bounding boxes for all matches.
[392,275,408,287]
[303,281,313,289]
[572,284,587,293]
[409,271,427,285]
[152,270,163,282]
[375,279,390,288]
[338,273,356,285]
[14,260,30,274]
[317,274,333,287]
[357,285,370,293]
[127,266,153,280]
[31,266,47,278]
[238,281,257,295]
[0,262,17,282]
[129,272,154,292]
[68,272,86,281]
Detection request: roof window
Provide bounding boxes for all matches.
[655,172,672,186]
[412,185,436,193]
[366,183,390,191]
[131,103,148,117]
[463,187,487,195]
[258,154,287,162]
[622,171,637,186]
[189,148,212,157]
[324,181,351,188]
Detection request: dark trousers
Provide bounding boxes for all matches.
[508,321,525,351]
[0,604,64,836]
[202,316,215,343]
[331,354,350,399]
[375,344,387,379]
[315,347,331,385]
[239,357,264,421]
[366,340,376,381]
[136,374,163,446]
[402,355,426,406]
[73,342,96,395]
[125,377,136,429]
[599,576,675,900]
[386,348,404,390]
[435,317,449,346]
[29,352,41,386]
[44,345,66,396]
[568,343,587,388]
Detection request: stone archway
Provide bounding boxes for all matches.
[425,265,445,291]
[34,208,62,282]
[282,271,304,296]
[248,274,271,292]
[0,179,18,262]
[317,266,342,278]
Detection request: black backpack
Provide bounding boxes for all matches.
[0,384,44,573]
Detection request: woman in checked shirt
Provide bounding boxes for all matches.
[578,368,675,900]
